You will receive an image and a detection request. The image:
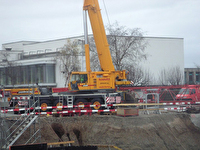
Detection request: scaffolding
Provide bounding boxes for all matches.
[143,88,161,115]
[119,85,182,102]
[0,85,41,150]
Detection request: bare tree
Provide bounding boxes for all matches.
[89,21,149,83]
[158,66,183,85]
[89,37,101,71]
[0,51,19,86]
[168,66,183,85]
[90,22,147,67]
[158,69,167,85]
[106,22,147,70]
[56,39,81,86]
[127,65,153,86]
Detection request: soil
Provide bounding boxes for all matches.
[13,111,200,150]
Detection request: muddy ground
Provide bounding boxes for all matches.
[12,111,200,150]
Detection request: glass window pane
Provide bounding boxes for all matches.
[196,72,200,83]
[45,64,55,83]
[189,72,193,84]
[36,65,44,83]
[30,65,36,84]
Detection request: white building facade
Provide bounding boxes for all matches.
[142,37,184,84]
[0,36,184,88]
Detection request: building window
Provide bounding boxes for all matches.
[6,67,12,85]
[0,68,6,85]
[21,66,26,84]
[14,66,21,85]
[189,72,194,84]
[184,72,187,84]
[196,72,200,84]
[0,64,55,86]
[30,65,36,84]
[36,65,44,83]
[45,64,55,83]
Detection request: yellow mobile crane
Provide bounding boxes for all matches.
[32,0,132,112]
[69,0,130,92]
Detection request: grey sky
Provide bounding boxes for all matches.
[0,0,199,68]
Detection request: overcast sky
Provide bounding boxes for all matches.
[0,0,199,68]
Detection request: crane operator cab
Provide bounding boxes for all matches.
[69,72,88,91]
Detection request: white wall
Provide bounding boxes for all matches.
[0,50,23,62]
[2,41,36,51]
[55,59,66,87]
[23,39,67,52]
[1,36,184,87]
[16,57,55,66]
[142,37,184,84]
[23,36,84,53]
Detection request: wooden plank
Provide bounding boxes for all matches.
[47,141,75,146]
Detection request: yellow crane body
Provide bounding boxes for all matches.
[68,0,130,91]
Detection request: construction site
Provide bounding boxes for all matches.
[1,84,200,150]
[0,0,200,149]
[1,107,200,150]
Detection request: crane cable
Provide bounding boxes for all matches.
[102,0,111,28]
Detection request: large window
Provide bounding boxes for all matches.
[196,72,200,84]
[0,68,6,85]
[36,65,44,83]
[45,64,55,83]
[14,66,21,85]
[21,66,26,84]
[189,72,194,84]
[30,65,36,84]
[184,72,187,84]
[0,64,55,86]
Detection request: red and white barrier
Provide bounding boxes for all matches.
[12,96,30,100]
[162,102,200,105]
[23,109,117,116]
[1,106,187,115]
[163,107,186,111]
[0,104,116,113]
[20,107,187,116]
[2,100,199,113]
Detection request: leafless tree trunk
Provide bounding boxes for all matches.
[55,39,81,86]
[89,22,149,83]
[0,51,20,86]
[158,66,183,85]
[89,37,101,71]
[106,22,147,71]
[158,69,167,85]
[89,22,150,84]
[127,65,153,86]
[168,66,183,85]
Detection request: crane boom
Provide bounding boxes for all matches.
[68,0,130,92]
[83,0,115,72]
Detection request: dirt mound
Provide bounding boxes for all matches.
[14,112,200,150]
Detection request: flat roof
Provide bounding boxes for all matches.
[2,35,183,46]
